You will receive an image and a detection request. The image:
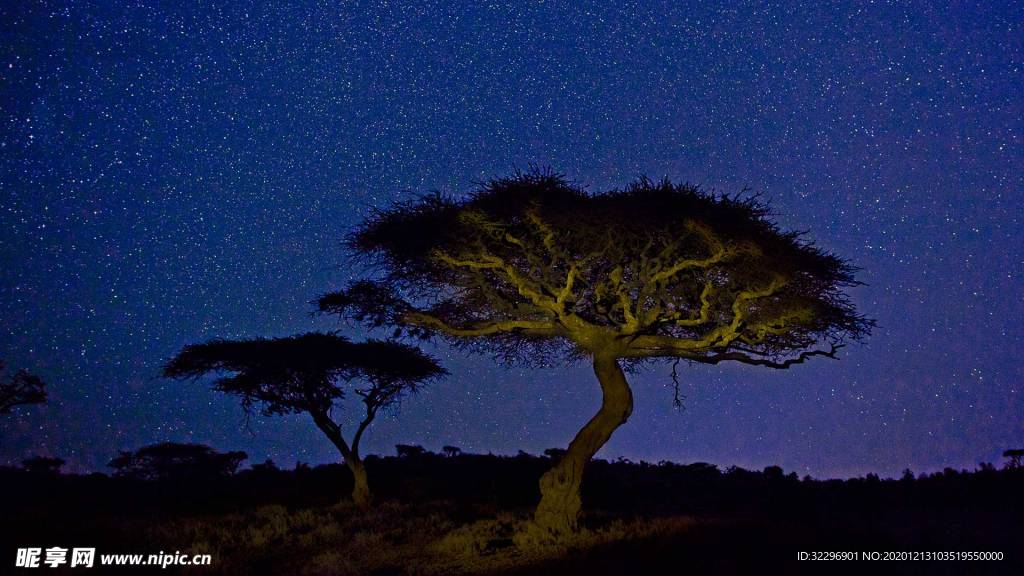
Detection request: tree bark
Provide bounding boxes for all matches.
[533,353,633,535]
[310,411,373,509]
[348,458,371,509]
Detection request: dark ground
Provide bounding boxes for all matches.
[2,452,1021,575]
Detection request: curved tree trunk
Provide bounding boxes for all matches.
[348,458,371,509]
[310,412,373,509]
[533,353,633,535]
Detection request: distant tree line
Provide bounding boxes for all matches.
[12,442,1024,481]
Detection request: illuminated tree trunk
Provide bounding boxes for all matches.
[348,458,371,509]
[534,353,633,535]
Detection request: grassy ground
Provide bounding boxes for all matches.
[2,455,1022,574]
[8,500,1017,575]
[0,501,775,575]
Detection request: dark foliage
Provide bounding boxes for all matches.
[107,442,246,481]
[20,456,64,475]
[0,360,47,414]
[543,448,567,459]
[1004,448,1024,468]
[163,333,444,418]
[396,444,427,458]
[319,170,873,366]
[7,450,1022,521]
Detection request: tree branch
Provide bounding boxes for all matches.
[688,344,844,368]
[310,410,356,462]
[404,311,562,338]
[670,279,717,327]
[351,404,377,458]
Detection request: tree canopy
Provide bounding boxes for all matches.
[319,171,872,366]
[163,332,444,419]
[108,442,247,481]
[0,360,47,415]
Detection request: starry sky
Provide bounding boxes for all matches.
[1,1,1021,478]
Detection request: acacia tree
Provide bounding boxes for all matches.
[0,361,46,415]
[108,443,247,481]
[319,171,872,534]
[163,332,445,508]
[1004,449,1024,469]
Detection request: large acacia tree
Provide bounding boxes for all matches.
[319,171,872,534]
[163,332,445,508]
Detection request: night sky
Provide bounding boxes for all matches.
[1,1,1021,479]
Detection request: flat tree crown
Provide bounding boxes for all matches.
[320,171,872,366]
[107,442,247,481]
[163,332,446,416]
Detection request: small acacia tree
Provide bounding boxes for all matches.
[319,171,872,534]
[0,361,46,415]
[108,443,247,481]
[163,332,445,508]
[1004,449,1024,469]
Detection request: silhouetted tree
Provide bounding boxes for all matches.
[108,442,246,481]
[163,333,445,508]
[683,462,720,475]
[0,361,46,415]
[21,456,64,475]
[250,459,280,473]
[1003,449,1024,469]
[319,171,872,534]
[543,448,567,460]
[395,444,427,458]
[442,445,462,458]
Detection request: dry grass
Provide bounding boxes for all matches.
[136,501,702,575]
[427,514,700,575]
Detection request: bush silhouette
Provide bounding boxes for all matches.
[21,456,65,475]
